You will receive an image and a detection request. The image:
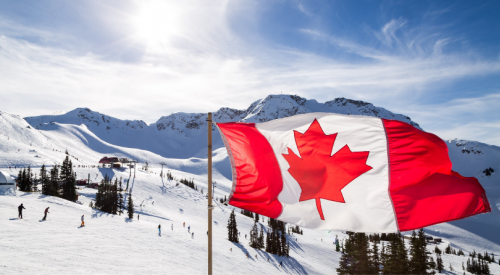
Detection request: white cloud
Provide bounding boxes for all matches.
[0,6,500,146]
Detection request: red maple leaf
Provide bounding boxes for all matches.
[282,119,372,220]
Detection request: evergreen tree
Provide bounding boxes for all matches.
[382,233,409,274]
[280,229,288,257]
[336,233,374,274]
[435,246,442,255]
[26,166,32,192]
[265,229,271,253]
[49,165,59,196]
[61,156,77,201]
[40,164,51,195]
[445,244,452,254]
[258,226,265,250]
[254,213,260,223]
[436,255,443,273]
[409,229,431,274]
[127,193,134,219]
[249,223,259,249]
[117,178,124,216]
[227,209,239,243]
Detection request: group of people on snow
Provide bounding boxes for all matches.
[17,203,85,226]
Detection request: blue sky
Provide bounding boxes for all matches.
[0,0,499,145]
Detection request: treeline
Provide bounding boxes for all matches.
[90,175,124,215]
[337,230,436,274]
[179,178,197,190]
[18,156,77,202]
[227,210,290,257]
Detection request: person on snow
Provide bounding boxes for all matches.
[255,254,258,259]
[246,253,249,258]
[191,232,194,239]
[188,226,190,233]
[183,222,185,227]
[279,261,283,267]
[267,257,270,262]
[230,248,232,252]
[158,224,161,233]
[137,214,139,221]
[171,224,173,230]
[42,207,50,221]
[18,203,25,219]
[81,215,85,227]
[245,234,247,239]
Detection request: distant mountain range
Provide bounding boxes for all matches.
[23,95,420,159]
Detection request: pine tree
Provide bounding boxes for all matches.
[26,166,32,192]
[127,193,134,219]
[40,164,51,195]
[280,229,287,257]
[336,233,374,274]
[249,223,259,248]
[49,165,59,196]
[117,178,124,216]
[265,229,271,253]
[409,229,431,274]
[435,246,442,255]
[436,255,443,273]
[382,233,409,274]
[445,244,451,254]
[258,226,265,250]
[61,156,77,201]
[227,209,239,243]
[254,213,260,223]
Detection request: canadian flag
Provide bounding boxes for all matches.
[217,113,490,233]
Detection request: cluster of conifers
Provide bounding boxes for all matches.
[18,156,77,202]
[227,210,292,257]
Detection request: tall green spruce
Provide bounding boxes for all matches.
[17,166,33,192]
[337,232,378,274]
[94,175,121,214]
[49,165,60,196]
[60,156,77,201]
[127,192,134,219]
[227,209,239,243]
[249,223,260,249]
[408,229,432,274]
[40,165,51,195]
[381,233,409,274]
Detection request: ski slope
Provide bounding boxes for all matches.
[1,94,500,274]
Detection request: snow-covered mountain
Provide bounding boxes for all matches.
[24,95,420,159]
[2,94,500,274]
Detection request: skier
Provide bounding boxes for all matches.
[188,226,190,233]
[230,248,232,252]
[171,224,173,230]
[42,207,50,221]
[267,257,270,262]
[158,224,161,233]
[18,203,25,219]
[81,215,85,227]
[279,261,283,267]
[246,253,249,258]
[245,234,247,239]
[138,214,139,221]
[255,254,258,259]
[183,222,185,227]
[192,232,194,239]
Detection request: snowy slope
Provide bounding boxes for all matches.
[2,94,500,274]
[25,95,420,159]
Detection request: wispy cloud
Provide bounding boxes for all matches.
[0,1,499,145]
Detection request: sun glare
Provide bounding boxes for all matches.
[134,1,183,44]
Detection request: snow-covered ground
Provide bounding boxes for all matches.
[1,95,500,274]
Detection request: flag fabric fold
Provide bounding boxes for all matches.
[217,113,490,233]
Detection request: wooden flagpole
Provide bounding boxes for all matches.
[207,112,213,275]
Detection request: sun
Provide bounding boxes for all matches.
[133,1,183,44]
